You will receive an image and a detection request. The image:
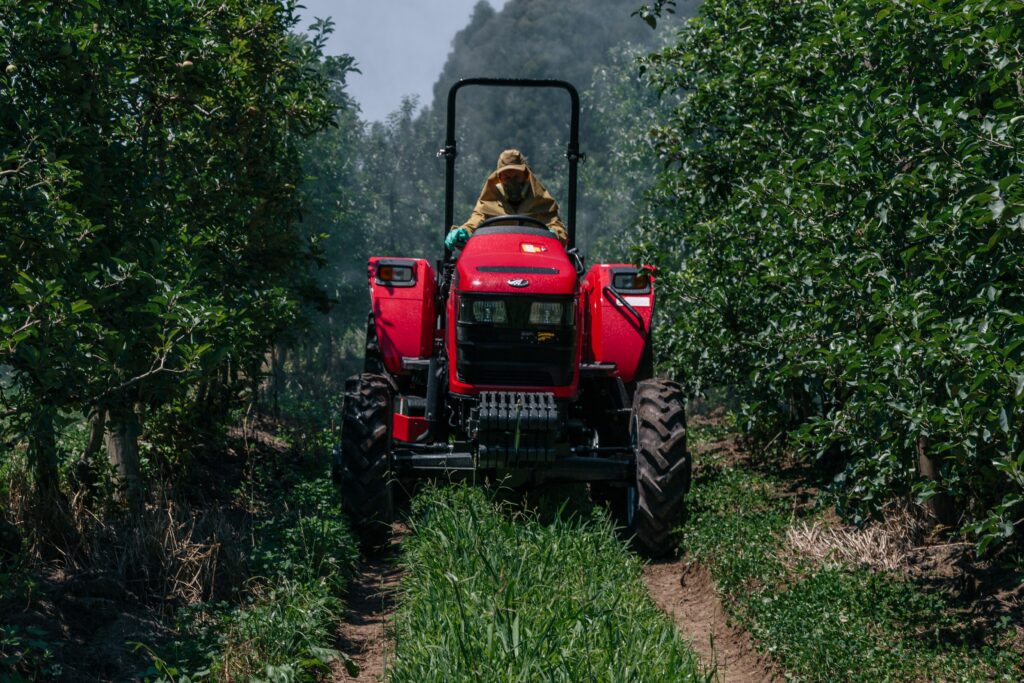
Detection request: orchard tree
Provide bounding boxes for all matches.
[1,0,344,510]
[637,0,1024,547]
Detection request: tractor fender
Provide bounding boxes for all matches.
[367,257,437,376]
[583,264,655,383]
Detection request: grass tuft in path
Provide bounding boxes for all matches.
[390,484,706,683]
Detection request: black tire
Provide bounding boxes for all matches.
[630,378,690,557]
[337,373,394,550]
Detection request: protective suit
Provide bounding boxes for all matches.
[450,149,567,246]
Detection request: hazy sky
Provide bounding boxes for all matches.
[298,0,509,122]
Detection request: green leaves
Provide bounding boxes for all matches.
[638,0,1024,549]
[1,0,346,494]
[633,1,677,29]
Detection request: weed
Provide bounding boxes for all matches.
[142,457,358,681]
[0,624,61,681]
[251,479,358,596]
[216,579,344,681]
[687,413,734,446]
[682,453,1023,681]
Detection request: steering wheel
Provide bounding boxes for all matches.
[477,214,549,230]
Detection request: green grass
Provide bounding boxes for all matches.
[682,451,1022,682]
[389,485,707,683]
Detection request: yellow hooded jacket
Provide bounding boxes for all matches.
[456,168,568,244]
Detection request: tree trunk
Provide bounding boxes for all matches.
[27,404,74,552]
[69,408,105,494]
[83,408,106,460]
[328,328,338,394]
[916,435,956,527]
[273,344,288,417]
[0,517,21,559]
[105,406,144,512]
[28,405,61,501]
[196,378,210,413]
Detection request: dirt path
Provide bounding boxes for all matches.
[332,524,406,682]
[644,559,781,683]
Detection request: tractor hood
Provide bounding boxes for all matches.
[455,226,576,295]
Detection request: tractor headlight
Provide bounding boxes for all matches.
[528,301,564,326]
[460,298,508,324]
[458,296,573,327]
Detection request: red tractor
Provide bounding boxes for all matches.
[335,79,689,556]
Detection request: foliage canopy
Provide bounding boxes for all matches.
[638,0,1024,547]
[0,0,346,504]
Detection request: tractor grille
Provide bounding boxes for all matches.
[455,295,575,388]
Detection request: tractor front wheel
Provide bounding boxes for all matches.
[336,373,394,550]
[630,378,690,557]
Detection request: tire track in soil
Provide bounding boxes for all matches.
[644,559,781,683]
[332,523,406,682]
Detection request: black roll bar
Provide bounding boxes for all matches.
[439,78,582,262]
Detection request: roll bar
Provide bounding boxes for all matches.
[439,78,582,262]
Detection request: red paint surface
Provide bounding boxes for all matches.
[447,230,582,398]
[583,265,654,383]
[454,230,577,295]
[367,233,654,396]
[368,257,436,375]
[392,413,429,443]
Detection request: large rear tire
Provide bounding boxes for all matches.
[337,373,394,550]
[630,378,690,557]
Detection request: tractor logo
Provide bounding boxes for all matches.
[507,278,530,288]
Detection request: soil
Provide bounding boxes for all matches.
[644,560,781,683]
[332,523,406,682]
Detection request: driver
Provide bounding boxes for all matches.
[445,148,567,250]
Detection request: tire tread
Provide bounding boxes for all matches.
[631,378,690,557]
[338,372,394,549]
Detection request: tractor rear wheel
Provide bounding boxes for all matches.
[630,378,690,557]
[337,373,394,550]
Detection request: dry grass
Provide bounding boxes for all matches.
[2,452,250,609]
[785,504,933,573]
[70,497,250,606]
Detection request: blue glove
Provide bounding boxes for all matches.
[445,227,470,250]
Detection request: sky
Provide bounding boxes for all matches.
[297,0,509,122]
